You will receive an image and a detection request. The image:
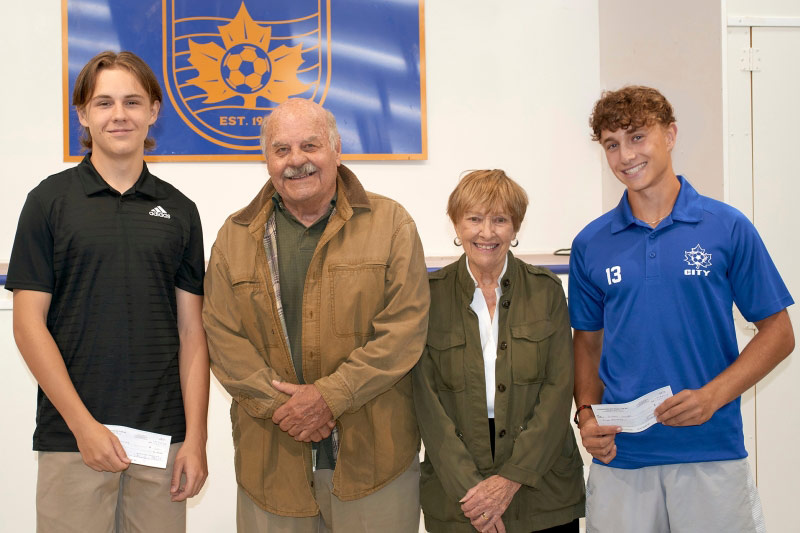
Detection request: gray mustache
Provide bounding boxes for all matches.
[283,163,319,178]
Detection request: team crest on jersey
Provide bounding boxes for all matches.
[684,244,712,277]
[163,1,331,152]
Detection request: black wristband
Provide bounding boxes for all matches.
[574,404,592,426]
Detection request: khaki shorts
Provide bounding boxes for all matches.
[36,442,185,533]
[586,459,765,533]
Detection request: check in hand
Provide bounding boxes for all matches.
[579,417,621,464]
[74,419,131,473]
[271,380,335,442]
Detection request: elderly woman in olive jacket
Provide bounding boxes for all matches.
[413,170,584,533]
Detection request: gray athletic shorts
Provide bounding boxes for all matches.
[585,459,765,533]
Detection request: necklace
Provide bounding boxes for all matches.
[643,213,670,226]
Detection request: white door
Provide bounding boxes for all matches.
[727,24,800,532]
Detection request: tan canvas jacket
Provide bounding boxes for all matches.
[413,254,585,532]
[203,165,430,516]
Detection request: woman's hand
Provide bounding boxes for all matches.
[460,475,521,532]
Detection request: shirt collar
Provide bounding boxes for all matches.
[77,153,158,198]
[610,175,704,233]
[465,254,508,289]
[271,190,337,225]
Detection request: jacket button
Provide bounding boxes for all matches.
[497,383,506,392]
[502,279,510,287]
[455,429,463,439]
[498,429,506,438]
[499,342,507,350]
[502,300,510,309]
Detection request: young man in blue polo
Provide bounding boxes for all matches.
[7,51,208,532]
[569,85,794,532]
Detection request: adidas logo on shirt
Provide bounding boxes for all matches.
[149,206,171,219]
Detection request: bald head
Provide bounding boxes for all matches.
[260,98,342,222]
[260,99,340,158]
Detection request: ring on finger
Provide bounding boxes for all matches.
[481,512,489,520]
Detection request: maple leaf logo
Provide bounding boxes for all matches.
[684,244,712,269]
[185,3,309,107]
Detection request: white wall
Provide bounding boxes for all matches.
[0,0,602,263]
[728,0,800,17]
[0,1,602,531]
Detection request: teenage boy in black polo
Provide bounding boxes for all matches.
[7,51,209,532]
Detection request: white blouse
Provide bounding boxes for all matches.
[465,256,508,418]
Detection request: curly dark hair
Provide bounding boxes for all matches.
[589,86,676,141]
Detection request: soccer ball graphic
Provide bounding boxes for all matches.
[221,44,270,93]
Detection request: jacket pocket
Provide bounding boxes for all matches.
[329,262,387,339]
[510,320,556,384]
[231,278,279,348]
[427,328,466,392]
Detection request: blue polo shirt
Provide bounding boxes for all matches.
[569,176,793,468]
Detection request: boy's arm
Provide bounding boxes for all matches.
[170,288,209,502]
[574,328,620,463]
[656,308,794,425]
[12,289,130,472]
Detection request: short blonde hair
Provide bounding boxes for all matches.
[447,170,528,232]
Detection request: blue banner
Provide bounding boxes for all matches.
[64,0,426,160]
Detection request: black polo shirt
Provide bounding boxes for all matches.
[6,155,204,452]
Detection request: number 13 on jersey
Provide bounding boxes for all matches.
[605,266,622,285]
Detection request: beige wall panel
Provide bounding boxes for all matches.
[597,0,725,210]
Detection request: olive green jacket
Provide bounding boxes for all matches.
[413,254,585,532]
[203,165,430,516]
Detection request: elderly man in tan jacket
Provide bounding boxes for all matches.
[203,99,430,532]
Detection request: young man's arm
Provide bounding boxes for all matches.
[170,288,209,502]
[12,289,130,472]
[656,308,794,425]
[574,328,621,463]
